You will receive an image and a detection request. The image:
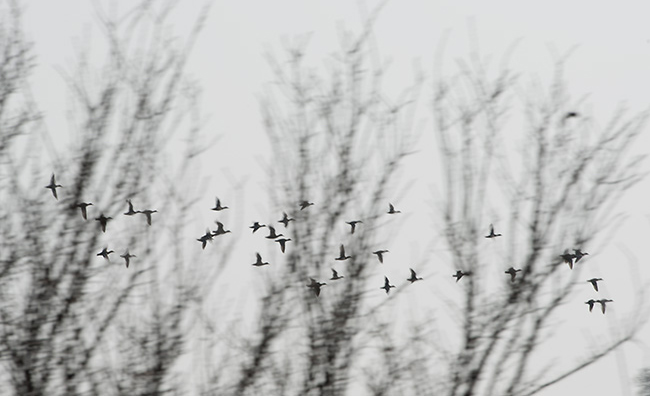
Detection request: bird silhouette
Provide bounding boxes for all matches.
[346,220,363,234]
[574,249,589,263]
[387,203,401,214]
[307,278,326,297]
[211,197,228,211]
[249,221,266,233]
[299,200,314,210]
[124,200,138,216]
[587,278,603,292]
[585,299,596,312]
[380,276,396,294]
[275,238,291,253]
[278,212,294,228]
[197,229,214,249]
[95,213,112,233]
[485,224,502,239]
[76,202,93,220]
[453,270,469,282]
[120,251,136,268]
[505,267,521,282]
[252,253,269,267]
[45,174,62,199]
[596,299,613,314]
[138,209,157,226]
[212,221,231,236]
[407,268,423,283]
[97,247,114,260]
[560,250,576,269]
[373,250,389,263]
[335,244,351,261]
[265,226,283,239]
[330,269,344,280]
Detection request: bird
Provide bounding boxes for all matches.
[587,278,603,292]
[197,229,214,249]
[76,202,93,220]
[138,209,157,226]
[585,299,596,312]
[307,278,326,297]
[275,238,291,253]
[212,221,231,236]
[95,213,112,233]
[453,270,469,282]
[335,244,351,261]
[330,269,344,280]
[387,203,401,214]
[249,222,266,233]
[373,250,389,263]
[564,112,579,121]
[299,200,314,210]
[407,268,423,283]
[45,174,62,199]
[124,200,138,216]
[265,226,283,239]
[120,250,136,268]
[380,276,396,294]
[346,220,363,234]
[485,224,502,239]
[574,249,589,263]
[211,197,228,211]
[278,212,294,228]
[97,247,114,260]
[252,253,269,267]
[560,250,576,269]
[505,267,521,282]
[596,299,613,314]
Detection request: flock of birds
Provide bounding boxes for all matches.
[46,172,613,310]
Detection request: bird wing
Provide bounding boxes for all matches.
[340,244,345,256]
[256,253,262,261]
[410,269,416,278]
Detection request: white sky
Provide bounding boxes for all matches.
[24,0,650,394]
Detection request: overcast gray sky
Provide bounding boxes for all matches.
[24,1,650,394]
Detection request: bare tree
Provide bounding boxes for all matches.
[432,42,648,396]
[0,1,224,395]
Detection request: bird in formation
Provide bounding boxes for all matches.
[197,229,214,249]
[213,221,231,236]
[505,267,521,282]
[211,197,228,211]
[97,247,114,260]
[95,213,112,233]
[307,278,326,297]
[250,221,266,233]
[585,299,596,312]
[335,244,351,261]
[275,238,291,253]
[252,253,269,267]
[560,250,576,269]
[574,249,589,263]
[373,250,389,263]
[278,212,294,228]
[380,276,396,294]
[76,202,93,220]
[138,209,157,226]
[587,278,603,292]
[453,270,469,282]
[330,269,344,280]
[387,203,401,214]
[346,220,363,234]
[299,200,314,210]
[124,200,138,216]
[120,250,136,268]
[485,224,502,239]
[265,226,283,239]
[407,268,423,283]
[45,174,62,199]
[596,299,613,314]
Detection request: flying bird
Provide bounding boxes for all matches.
[587,278,603,292]
[585,299,596,312]
[45,174,62,199]
[265,226,283,239]
[387,203,401,214]
[453,270,469,282]
[330,269,344,280]
[307,278,326,297]
[197,229,214,249]
[596,299,613,314]
[211,197,228,211]
[574,249,589,263]
[252,253,269,267]
[278,212,294,228]
[76,202,93,220]
[275,238,291,253]
[138,209,157,226]
[485,224,502,239]
[124,200,137,216]
[97,247,114,260]
[299,200,314,210]
[335,244,351,261]
[212,221,231,236]
[560,250,576,269]
[120,250,136,268]
[407,268,423,283]
[373,250,389,263]
[95,213,112,233]
[505,267,521,282]
[249,222,266,233]
[380,276,396,294]
[346,220,363,234]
